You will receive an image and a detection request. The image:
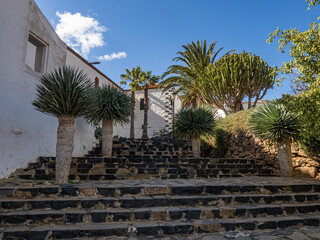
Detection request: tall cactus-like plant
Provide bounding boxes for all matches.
[248,103,300,177]
[174,107,216,157]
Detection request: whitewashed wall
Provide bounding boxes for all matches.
[114,89,182,138]
[0,0,106,178]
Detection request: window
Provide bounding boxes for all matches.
[25,33,47,73]
[140,98,149,110]
[95,77,100,88]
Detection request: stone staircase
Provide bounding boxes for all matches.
[3,138,319,239]
[88,138,193,158]
[0,177,320,239]
[18,157,278,181]
[17,138,279,180]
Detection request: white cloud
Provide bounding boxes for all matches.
[98,51,127,61]
[55,11,107,58]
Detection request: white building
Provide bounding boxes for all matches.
[116,85,182,138]
[0,0,181,178]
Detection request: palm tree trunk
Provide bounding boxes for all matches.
[277,138,293,177]
[130,91,135,139]
[142,88,148,139]
[55,116,75,184]
[191,137,201,158]
[102,119,113,157]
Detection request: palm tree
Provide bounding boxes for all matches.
[174,107,216,157]
[139,71,160,139]
[32,66,92,184]
[159,40,226,108]
[120,67,142,138]
[248,103,300,177]
[85,85,131,157]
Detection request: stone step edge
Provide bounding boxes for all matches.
[1,214,319,238]
[2,202,320,216]
[1,184,320,198]
[1,193,319,210]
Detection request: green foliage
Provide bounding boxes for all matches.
[212,128,228,158]
[85,85,131,125]
[276,93,320,158]
[94,125,102,140]
[267,21,320,90]
[201,51,276,113]
[120,67,142,91]
[306,0,320,9]
[248,103,300,143]
[174,107,216,139]
[32,66,92,117]
[152,128,170,137]
[159,40,226,108]
[215,109,253,134]
[139,71,160,89]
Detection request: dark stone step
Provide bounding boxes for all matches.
[1,203,320,226]
[1,193,319,211]
[1,215,320,239]
[2,182,320,198]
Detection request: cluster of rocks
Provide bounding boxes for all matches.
[223,130,320,179]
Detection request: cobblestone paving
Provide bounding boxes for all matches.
[95,227,320,240]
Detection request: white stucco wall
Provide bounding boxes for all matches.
[0,0,107,178]
[114,89,182,138]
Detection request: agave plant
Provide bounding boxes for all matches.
[174,107,216,157]
[85,85,131,157]
[32,66,92,184]
[248,103,300,177]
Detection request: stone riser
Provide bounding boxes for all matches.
[20,169,276,181]
[1,215,320,239]
[2,203,320,226]
[21,157,278,181]
[2,193,319,212]
[2,184,320,198]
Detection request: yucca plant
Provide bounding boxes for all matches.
[248,103,300,177]
[175,107,216,157]
[85,85,131,157]
[32,66,92,184]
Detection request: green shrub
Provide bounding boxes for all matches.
[94,126,102,140]
[276,93,320,159]
[212,128,228,158]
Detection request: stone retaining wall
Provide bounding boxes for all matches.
[224,130,320,179]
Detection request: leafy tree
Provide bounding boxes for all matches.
[306,0,320,9]
[276,93,320,159]
[174,107,216,157]
[120,67,142,138]
[85,85,131,157]
[139,71,160,139]
[248,103,300,177]
[32,66,92,184]
[267,0,320,158]
[200,51,276,113]
[159,40,226,108]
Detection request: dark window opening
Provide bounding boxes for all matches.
[140,98,149,110]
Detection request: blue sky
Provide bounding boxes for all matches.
[35,0,319,99]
